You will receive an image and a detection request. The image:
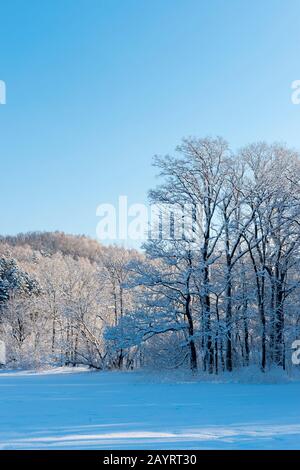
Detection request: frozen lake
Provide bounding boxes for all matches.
[0,368,299,449]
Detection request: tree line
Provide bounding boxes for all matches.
[1,137,300,373]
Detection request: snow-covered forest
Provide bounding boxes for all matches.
[1,136,300,375]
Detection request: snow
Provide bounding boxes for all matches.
[0,368,300,449]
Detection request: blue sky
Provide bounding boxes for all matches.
[1,0,300,239]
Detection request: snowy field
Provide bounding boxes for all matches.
[0,368,300,450]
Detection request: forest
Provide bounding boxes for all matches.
[1,136,300,375]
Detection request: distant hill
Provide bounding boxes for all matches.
[0,231,103,261]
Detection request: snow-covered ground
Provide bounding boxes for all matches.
[0,368,300,449]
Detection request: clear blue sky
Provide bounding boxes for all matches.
[1,0,300,239]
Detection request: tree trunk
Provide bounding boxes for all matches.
[225,276,233,371]
[274,273,285,368]
[185,291,197,372]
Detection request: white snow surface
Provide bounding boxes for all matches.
[0,367,300,449]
